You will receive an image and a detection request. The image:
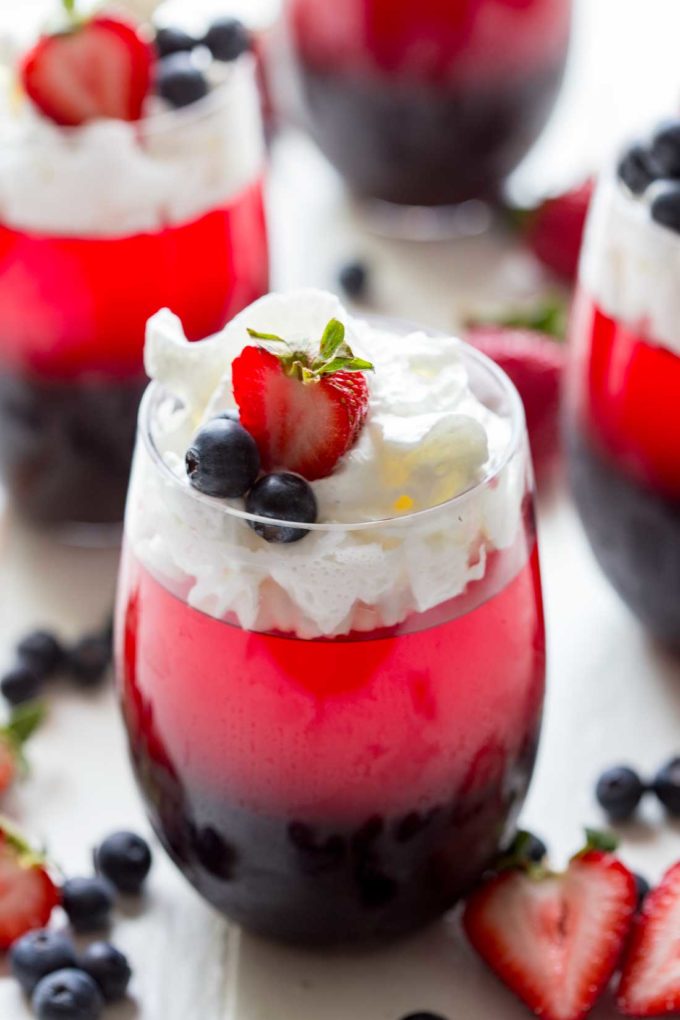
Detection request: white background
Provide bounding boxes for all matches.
[1,1,680,1018]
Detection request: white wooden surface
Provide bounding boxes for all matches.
[1,2,680,1018]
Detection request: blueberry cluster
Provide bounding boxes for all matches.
[595,757,680,821]
[154,17,251,110]
[618,120,680,233]
[185,414,318,544]
[9,831,151,1020]
[1,621,113,706]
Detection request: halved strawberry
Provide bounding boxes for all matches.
[232,318,373,480]
[617,860,680,1017]
[0,819,60,949]
[21,12,154,127]
[463,831,637,1020]
[0,702,46,797]
[520,180,594,283]
[466,324,565,469]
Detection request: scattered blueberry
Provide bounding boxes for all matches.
[633,872,651,912]
[1,662,44,705]
[202,18,251,62]
[94,831,152,895]
[62,877,115,933]
[524,832,548,862]
[155,25,197,58]
[338,259,369,300]
[617,144,659,196]
[650,181,680,234]
[246,472,318,543]
[32,968,104,1020]
[79,943,131,1002]
[157,53,209,110]
[650,120,680,178]
[595,766,645,821]
[186,418,260,499]
[17,630,64,678]
[10,930,78,996]
[652,756,680,816]
[67,635,111,688]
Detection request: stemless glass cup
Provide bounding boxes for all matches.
[565,166,680,645]
[284,0,572,218]
[115,336,546,946]
[0,56,268,534]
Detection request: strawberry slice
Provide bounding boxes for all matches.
[0,819,60,948]
[21,13,154,127]
[463,830,637,1020]
[232,318,373,480]
[0,703,46,796]
[520,180,594,283]
[617,861,680,1017]
[466,324,565,469]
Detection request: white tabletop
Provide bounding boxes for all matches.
[1,1,680,1018]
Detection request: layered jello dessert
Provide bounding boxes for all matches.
[0,3,268,528]
[116,289,546,944]
[566,121,680,645]
[286,0,572,208]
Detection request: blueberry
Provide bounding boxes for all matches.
[157,53,209,110]
[650,181,680,233]
[650,120,680,177]
[32,969,104,1020]
[1,662,43,705]
[202,18,251,62]
[652,756,680,815]
[10,930,78,996]
[17,630,64,678]
[67,636,111,687]
[62,877,115,933]
[633,872,651,911]
[79,943,131,1002]
[338,259,369,300]
[186,418,260,499]
[94,831,152,895]
[246,472,318,543]
[595,766,645,820]
[617,144,659,196]
[524,832,548,862]
[155,25,197,58]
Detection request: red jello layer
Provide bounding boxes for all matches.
[117,545,545,822]
[0,179,268,380]
[289,0,571,86]
[569,287,680,501]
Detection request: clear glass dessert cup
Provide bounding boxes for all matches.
[565,161,680,647]
[0,55,269,536]
[285,0,572,235]
[115,332,546,946]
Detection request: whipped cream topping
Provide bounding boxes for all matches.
[581,170,680,356]
[128,290,526,638]
[0,52,264,237]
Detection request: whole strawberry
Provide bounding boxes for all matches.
[21,1,154,127]
[232,318,373,480]
[466,325,565,470]
[0,819,60,948]
[520,180,594,283]
[0,702,45,797]
[463,830,637,1020]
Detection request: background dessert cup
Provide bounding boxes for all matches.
[116,292,546,944]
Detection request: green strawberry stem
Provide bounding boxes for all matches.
[4,701,46,748]
[467,297,568,341]
[62,0,77,14]
[579,828,619,856]
[0,816,47,868]
[247,318,374,383]
[494,831,548,878]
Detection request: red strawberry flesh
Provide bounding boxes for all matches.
[523,180,594,283]
[0,829,60,948]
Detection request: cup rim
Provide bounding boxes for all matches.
[138,327,527,534]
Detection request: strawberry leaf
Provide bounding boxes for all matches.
[582,828,619,855]
[247,328,287,344]
[317,356,374,375]
[4,701,46,748]
[319,319,346,360]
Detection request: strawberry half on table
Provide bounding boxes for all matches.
[617,860,680,1017]
[0,819,60,949]
[232,318,373,481]
[463,830,638,1020]
[0,702,45,797]
[20,2,154,127]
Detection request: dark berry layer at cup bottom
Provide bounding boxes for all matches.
[567,427,680,646]
[296,59,566,206]
[129,733,539,945]
[0,372,146,526]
